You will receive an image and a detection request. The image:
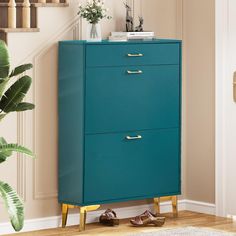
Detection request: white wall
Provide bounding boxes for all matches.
[183,0,215,204]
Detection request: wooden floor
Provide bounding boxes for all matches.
[8,211,236,236]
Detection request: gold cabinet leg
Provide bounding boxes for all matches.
[62,204,100,231]
[172,195,178,217]
[84,210,87,225]
[80,207,86,231]
[79,205,100,232]
[154,198,160,215]
[154,195,178,217]
[62,204,69,228]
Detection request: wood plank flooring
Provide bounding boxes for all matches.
[7,211,236,236]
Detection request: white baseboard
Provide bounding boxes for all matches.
[0,199,215,235]
[184,200,216,215]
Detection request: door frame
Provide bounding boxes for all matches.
[215,0,229,217]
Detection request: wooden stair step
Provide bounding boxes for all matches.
[32,2,69,7]
[0,3,24,6]
[0,2,69,7]
[0,28,40,33]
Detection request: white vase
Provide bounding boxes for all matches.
[86,23,102,42]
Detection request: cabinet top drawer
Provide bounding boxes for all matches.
[86,43,180,67]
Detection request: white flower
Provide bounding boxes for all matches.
[78,0,111,21]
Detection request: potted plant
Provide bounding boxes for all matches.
[0,40,35,232]
[78,0,111,42]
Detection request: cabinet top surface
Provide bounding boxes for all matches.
[59,39,182,45]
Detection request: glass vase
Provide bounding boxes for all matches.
[86,23,102,42]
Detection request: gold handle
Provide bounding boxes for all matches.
[234,72,236,103]
[127,53,144,57]
[127,70,143,74]
[126,135,142,140]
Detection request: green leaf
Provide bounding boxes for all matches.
[0,142,35,164]
[0,181,24,231]
[0,75,32,113]
[10,64,33,78]
[0,40,10,78]
[0,143,35,158]
[0,113,6,121]
[0,78,10,99]
[0,137,12,163]
[0,137,7,145]
[12,102,35,112]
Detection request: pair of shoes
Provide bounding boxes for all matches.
[99,209,165,227]
[130,210,165,227]
[99,209,119,226]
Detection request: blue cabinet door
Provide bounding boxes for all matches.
[85,65,180,134]
[84,128,180,204]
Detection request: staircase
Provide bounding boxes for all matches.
[0,0,69,43]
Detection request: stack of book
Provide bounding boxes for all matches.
[109,32,155,41]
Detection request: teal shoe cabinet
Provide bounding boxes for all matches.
[58,39,182,230]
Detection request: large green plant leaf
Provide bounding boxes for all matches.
[12,102,35,112]
[0,137,12,163]
[0,40,10,78]
[10,64,33,78]
[0,75,32,113]
[0,143,35,161]
[0,181,24,231]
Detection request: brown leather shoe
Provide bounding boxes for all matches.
[99,209,119,226]
[130,210,165,227]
